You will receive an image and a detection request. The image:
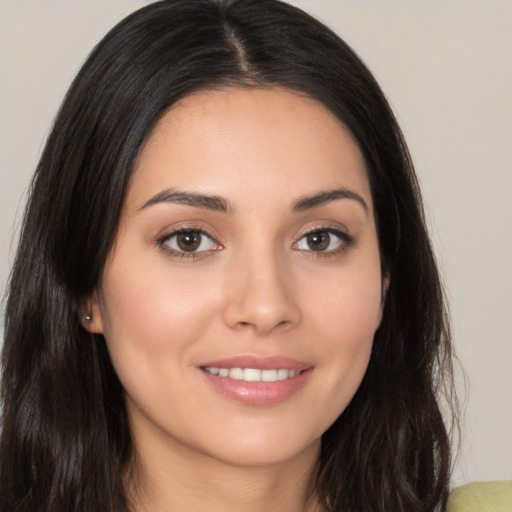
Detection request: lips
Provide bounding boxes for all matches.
[198,355,313,405]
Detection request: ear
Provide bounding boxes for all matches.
[382,275,390,304]
[80,290,104,334]
[375,276,390,329]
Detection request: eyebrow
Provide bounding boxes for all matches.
[138,188,234,213]
[292,188,369,214]
[138,187,368,215]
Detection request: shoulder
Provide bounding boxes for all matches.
[447,481,512,512]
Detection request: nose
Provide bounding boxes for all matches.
[222,249,301,336]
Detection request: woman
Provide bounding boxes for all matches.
[0,0,455,511]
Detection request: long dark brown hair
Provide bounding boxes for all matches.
[1,1,455,511]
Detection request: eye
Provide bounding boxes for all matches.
[294,228,352,253]
[158,229,220,255]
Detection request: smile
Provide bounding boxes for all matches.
[199,357,313,405]
[203,367,299,382]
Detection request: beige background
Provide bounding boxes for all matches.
[1,0,511,488]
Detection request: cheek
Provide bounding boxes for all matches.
[98,257,221,383]
[97,260,228,443]
[301,260,382,396]
[309,263,383,343]
[102,254,215,332]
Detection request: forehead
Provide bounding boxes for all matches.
[128,87,372,211]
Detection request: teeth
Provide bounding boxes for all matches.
[204,367,300,382]
[230,367,243,380]
[243,368,261,381]
[261,369,277,382]
[277,369,289,380]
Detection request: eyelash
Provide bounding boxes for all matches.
[156,227,221,260]
[156,225,353,260]
[293,226,354,257]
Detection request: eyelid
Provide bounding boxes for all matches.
[293,224,354,254]
[154,222,353,260]
[156,225,223,259]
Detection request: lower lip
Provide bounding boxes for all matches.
[200,368,313,406]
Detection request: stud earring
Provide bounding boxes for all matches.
[83,314,92,323]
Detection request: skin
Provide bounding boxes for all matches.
[85,87,385,512]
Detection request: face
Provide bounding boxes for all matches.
[87,88,384,469]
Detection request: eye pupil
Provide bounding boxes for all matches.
[177,232,201,251]
[307,231,329,251]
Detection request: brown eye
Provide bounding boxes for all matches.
[306,231,330,251]
[294,228,351,253]
[161,229,218,254]
[176,232,202,252]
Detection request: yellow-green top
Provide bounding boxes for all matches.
[447,481,512,512]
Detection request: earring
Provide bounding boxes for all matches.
[83,314,92,323]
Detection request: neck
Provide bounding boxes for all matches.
[124,434,323,512]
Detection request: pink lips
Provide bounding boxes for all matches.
[198,355,313,406]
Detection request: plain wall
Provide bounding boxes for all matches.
[1,0,511,488]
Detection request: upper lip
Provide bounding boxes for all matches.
[198,355,312,372]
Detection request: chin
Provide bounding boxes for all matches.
[190,421,323,469]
